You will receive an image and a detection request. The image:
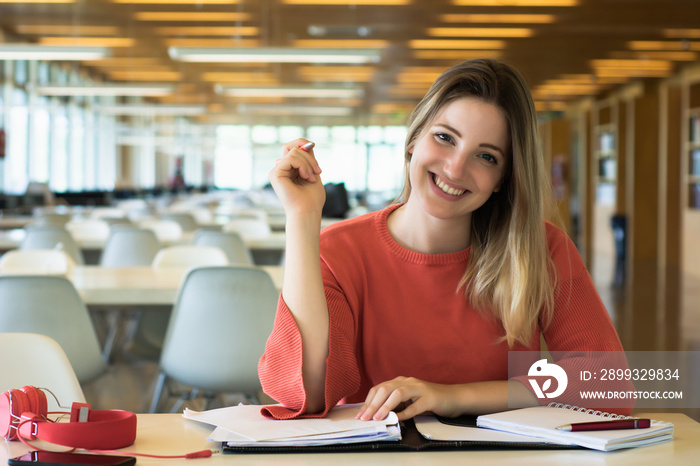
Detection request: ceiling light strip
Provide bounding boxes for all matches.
[97,105,208,116]
[36,84,174,97]
[169,47,381,64]
[0,45,110,60]
[217,86,363,98]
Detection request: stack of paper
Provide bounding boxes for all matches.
[183,404,402,447]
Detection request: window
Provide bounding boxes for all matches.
[215,125,252,190]
[68,104,85,192]
[50,106,69,193]
[4,88,29,194]
[29,96,51,183]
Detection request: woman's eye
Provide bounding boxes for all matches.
[435,132,453,144]
[479,153,497,164]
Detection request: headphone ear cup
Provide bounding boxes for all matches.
[20,386,47,419]
[0,389,31,440]
[0,391,13,439]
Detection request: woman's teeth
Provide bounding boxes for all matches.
[434,175,466,196]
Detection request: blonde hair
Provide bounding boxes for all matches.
[399,59,556,347]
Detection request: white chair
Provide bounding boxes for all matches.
[160,212,198,232]
[233,208,268,223]
[0,333,86,411]
[97,227,162,360]
[20,225,84,265]
[138,219,183,243]
[192,230,254,266]
[149,266,278,413]
[65,219,111,242]
[31,212,71,227]
[125,245,229,361]
[90,207,127,220]
[222,218,271,240]
[100,227,161,268]
[0,276,107,384]
[188,207,215,225]
[0,249,75,275]
[152,245,229,268]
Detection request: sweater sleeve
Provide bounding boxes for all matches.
[258,286,361,419]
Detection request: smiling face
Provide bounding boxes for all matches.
[405,96,510,225]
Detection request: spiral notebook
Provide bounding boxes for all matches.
[475,404,674,451]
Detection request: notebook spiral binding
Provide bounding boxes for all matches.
[546,402,673,426]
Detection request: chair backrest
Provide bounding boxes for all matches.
[65,219,111,242]
[138,219,183,242]
[0,333,86,411]
[90,207,127,220]
[192,230,254,266]
[100,227,162,267]
[0,249,75,275]
[160,212,198,232]
[160,266,278,393]
[152,245,229,268]
[0,276,107,384]
[20,226,84,265]
[31,212,71,227]
[233,209,268,222]
[222,218,271,240]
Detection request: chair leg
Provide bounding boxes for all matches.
[169,387,198,414]
[101,309,122,362]
[149,372,167,413]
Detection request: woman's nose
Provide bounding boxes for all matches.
[443,152,469,180]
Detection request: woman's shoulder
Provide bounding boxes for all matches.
[544,221,587,279]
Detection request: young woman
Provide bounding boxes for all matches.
[259,59,625,421]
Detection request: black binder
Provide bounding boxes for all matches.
[221,415,579,454]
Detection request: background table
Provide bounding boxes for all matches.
[69,265,283,308]
[0,412,697,465]
[0,229,287,265]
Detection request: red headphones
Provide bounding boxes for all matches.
[0,386,137,450]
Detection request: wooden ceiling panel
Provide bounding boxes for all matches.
[0,0,698,124]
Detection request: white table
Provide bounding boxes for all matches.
[0,215,33,230]
[69,265,283,307]
[0,412,698,465]
[0,229,286,252]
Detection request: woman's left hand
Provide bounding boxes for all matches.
[356,376,463,422]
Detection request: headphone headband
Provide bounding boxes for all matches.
[2,387,137,450]
[21,409,137,450]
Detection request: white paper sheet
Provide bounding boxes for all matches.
[413,416,559,444]
[183,403,400,443]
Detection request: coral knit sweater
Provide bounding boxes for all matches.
[258,204,625,419]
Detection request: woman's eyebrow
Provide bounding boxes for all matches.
[436,123,506,156]
[480,143,506,157]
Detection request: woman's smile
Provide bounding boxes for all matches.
[431,172,469,198]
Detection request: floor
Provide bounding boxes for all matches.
[82,253,700,422]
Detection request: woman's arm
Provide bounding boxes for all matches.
[268,139,329,414]
[356,377,539,422]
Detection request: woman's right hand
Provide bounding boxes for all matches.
[269,139,326,216]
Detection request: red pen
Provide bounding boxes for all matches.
[555,419,651,432]
[299,141,315,152]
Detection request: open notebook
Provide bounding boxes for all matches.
[475,405,674,451]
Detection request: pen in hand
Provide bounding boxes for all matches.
[555,419,651,432]
[299,141,315,152]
